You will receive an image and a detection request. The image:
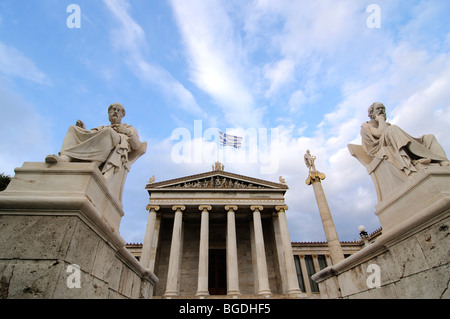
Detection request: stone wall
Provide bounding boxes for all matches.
[315,214,449,299]
[0,214,156,299]
[0,162,157,299]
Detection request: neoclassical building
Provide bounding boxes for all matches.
[128,162,381,299]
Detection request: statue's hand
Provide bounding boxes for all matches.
[76,120,86,130]
[111,124,132,136]
[375,114,388,132]
[375,114,385,122]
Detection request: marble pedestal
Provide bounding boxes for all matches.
[0,162,158,299]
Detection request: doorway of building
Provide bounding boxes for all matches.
[209,249,227,295]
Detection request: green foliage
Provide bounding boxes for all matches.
[0,173,12,191]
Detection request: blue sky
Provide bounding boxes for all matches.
[1,0,450,243]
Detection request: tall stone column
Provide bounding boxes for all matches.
[274,205,303,295]
[225,205,240,296]
[306,169,345,264]
[250,205,271,296]
[141,205,160,271]
[164,205,185,298]
[196,205,212,297]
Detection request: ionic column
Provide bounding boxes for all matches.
[306,168,345,264]
[196,205,212,297]
[225,205,240,296]
[141,205,160,271]
[275,205,303,295]
[164,205,185,298]
[250,205,271,296]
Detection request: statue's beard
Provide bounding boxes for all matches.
[109,114,121,124]
[370,113,386,121]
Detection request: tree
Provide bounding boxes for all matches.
[0,173,12,191]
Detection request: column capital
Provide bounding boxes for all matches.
[198,205,212,212]
[305,170,326,185]
[275,205,289,213]
[146,205,160,212]
[250,205,263,212]
[172,205,186,212]
[225,205,238,212]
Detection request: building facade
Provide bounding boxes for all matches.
[127,234,381,299]
[128,163,381,299]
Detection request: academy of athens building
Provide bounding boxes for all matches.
[127,162,381,299]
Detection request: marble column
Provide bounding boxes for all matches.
[164,205,185,298]
[225,205,240,296]
[274,205,303,295]
[196,205,212,297]
[250,205,271,296]
[299,255,312,297]
[306,171,345,264]
[141,205,160,271]
[312,255,321,273]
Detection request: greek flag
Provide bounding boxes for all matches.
[219,130,243,149]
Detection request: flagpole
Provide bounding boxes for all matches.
[217,135,219,162]
[217,130,220,163]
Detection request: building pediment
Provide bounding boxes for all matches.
[145,167,288,192]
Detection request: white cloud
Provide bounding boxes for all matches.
[264,58,295,97]
[169,0,260,127]
[0,42,50,85]
[288,89,306,113]
[103,0,205,117]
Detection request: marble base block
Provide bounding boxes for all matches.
[0,162,158,299]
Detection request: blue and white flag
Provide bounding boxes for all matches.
[219,130,243,149]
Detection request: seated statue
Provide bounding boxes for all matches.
[45,103,147,202]
[361,102,449,176]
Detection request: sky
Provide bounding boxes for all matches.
[1,0,450,244]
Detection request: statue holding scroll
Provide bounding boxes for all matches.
[45,103,147,201]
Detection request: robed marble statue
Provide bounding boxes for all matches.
[46,103,147,201]
[361,102,449,176]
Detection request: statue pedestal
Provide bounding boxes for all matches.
[311,166,450,299]
[376,166,450,233]
[0,162,158,299]
[1,162,124,232]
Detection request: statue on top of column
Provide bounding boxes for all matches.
[304,150,317,172]
[45,103,147,202]
[304,150,325,185]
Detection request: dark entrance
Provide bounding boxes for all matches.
[208,249,227,295]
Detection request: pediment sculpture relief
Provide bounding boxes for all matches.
[171,177,267,189]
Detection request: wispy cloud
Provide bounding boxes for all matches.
[169,0,261,128]
[103,0,205,117]
[0,42,50,85]
[0,84,53,174]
